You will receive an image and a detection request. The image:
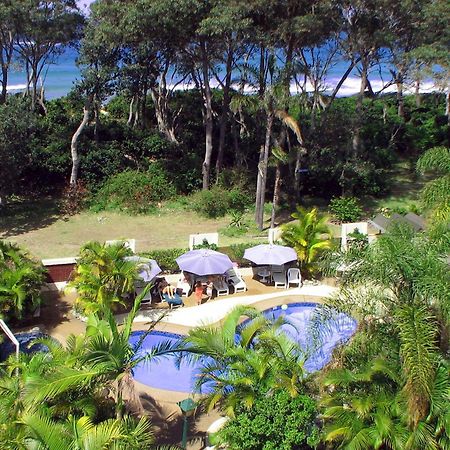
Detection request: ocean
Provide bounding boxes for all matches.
[6,47,435,100]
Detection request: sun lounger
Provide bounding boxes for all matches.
[272,270,287,289]
[214,278,229,296]
[225,268,247,293]
[160,292,184,309]
[134,285,153,306]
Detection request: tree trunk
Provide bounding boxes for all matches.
[127,95,135,125]
[255,110,273,230]
[70,97,91,186]
[93,94,100,143]
[415,78,421,107]
[215,44,233,182]
[270,163,282,228]
[150,62,179,143]
[0,67,7,104]
[201,40,213,190]
[352,57,368,159]
[396,71,405,119]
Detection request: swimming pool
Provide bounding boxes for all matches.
[0,331,50,361]
[129,302,357,392]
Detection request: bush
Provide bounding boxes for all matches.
[329,196,363,223]
[90,163,176,214]
[220,242,256,266]
[217,389,320,450]
[191,186,252,218]
[140,248,187,272]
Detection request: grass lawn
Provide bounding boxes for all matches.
[0,162,426,259]
[0,199,266,258]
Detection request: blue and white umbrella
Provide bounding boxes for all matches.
[124,256,161,282]
[243,244,297,266]
[176,249,233,276]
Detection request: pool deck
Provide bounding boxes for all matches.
[118,283,336,328]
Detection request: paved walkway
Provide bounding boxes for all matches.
[117,284,337,327]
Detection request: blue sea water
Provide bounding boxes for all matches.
[7,46,431,100]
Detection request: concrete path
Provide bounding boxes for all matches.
[117,284,337,327]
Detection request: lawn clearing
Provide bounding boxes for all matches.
[0,200,265,258]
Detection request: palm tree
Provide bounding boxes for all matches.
[318,223,450,444]
[19,412,155,450]
[0,240,45,320]
[281,206,332,275]
[416,145,450,224]
[68,241,138,316]
[321,357,450,450]
[80,293,181,419]
[183,305,305,417]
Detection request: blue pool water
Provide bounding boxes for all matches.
[0,331,50,361]
[130,302,357,392]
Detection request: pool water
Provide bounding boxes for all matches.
[130,302,357,392]
[0,331,50,361]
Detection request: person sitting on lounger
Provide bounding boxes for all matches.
[158,279,183,307]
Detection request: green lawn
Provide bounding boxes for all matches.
[0,162,426,259]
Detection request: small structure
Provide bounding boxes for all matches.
[189,233,219,250]
[368,213,427,235]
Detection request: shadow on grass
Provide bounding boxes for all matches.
[0,197,61,237]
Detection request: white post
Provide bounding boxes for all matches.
[0,319,20,375]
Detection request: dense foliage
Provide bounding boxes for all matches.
[0,240,45,321]
[217,389,320,450]
[68,241,137,316]
[328,196,364,223]
[0,296,177,448]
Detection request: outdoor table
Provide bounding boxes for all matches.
[257,268,271,283]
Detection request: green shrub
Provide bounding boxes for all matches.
[191,186,230,218]
[220,242,256,266]
[140,248,187,272]
[217,389,320,450]
[191,186,252,218]
[90,163,176,214]
[329,196,363,223]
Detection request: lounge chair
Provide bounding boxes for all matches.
[271,266,287,288]
[160,291,184,309]
[214,278,229,296]
[134,284,153,306]
[225,268,247,293]
[287,268,302,287]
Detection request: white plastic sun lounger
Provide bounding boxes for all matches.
[225,268,247,293]
[134,284,153,305]
[272,270,287,289]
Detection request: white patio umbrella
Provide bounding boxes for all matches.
[243,244,297,266]
[124,256,161,282]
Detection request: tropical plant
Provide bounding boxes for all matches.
[68,241,137,316]
[328,196,363,223]
[317,223,450,447]
[0,294,178,448]
[281,206,332,275]
[0,240,45,321]
[182,305,306,417]
[321,356,450,450]
[217,389,320,450]
[416,145,450,224]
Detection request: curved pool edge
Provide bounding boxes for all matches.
[120,284,337,329]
